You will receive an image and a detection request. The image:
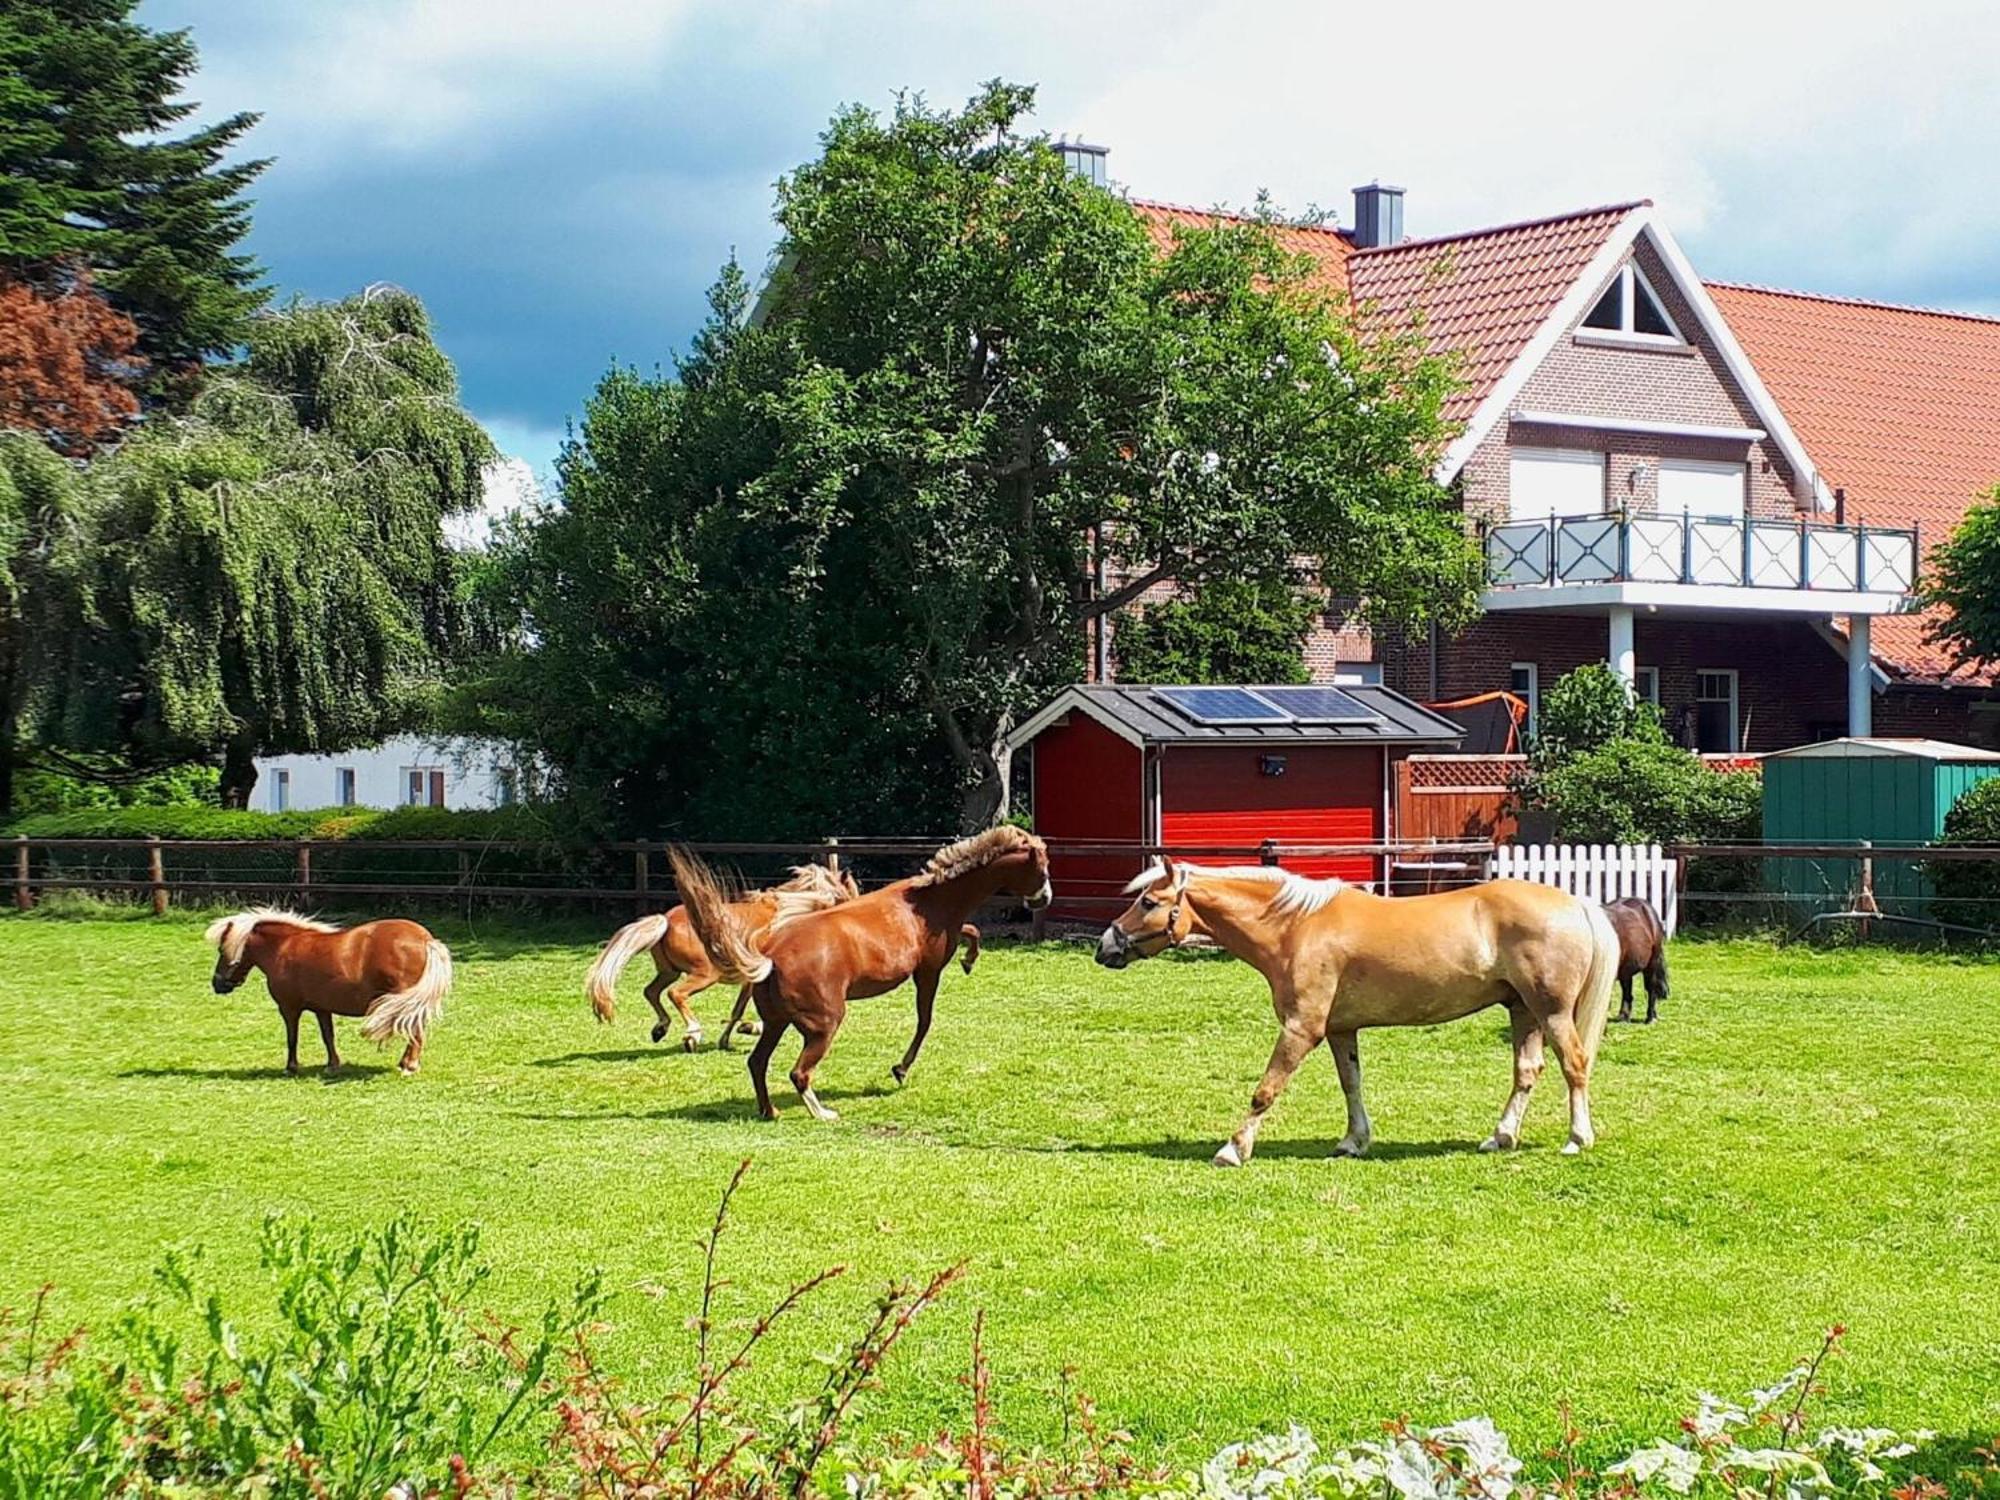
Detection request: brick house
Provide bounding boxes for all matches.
[1121,181,2000,752]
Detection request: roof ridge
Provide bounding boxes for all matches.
[1349,199,1651,258]
[1127,197,1353,242]
[1709,279,2000,328]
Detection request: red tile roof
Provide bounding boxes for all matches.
[1345,204,1643,425]
[1129,199,1354,297]
[1131,200,1644,429]
[1710,283,2000,684]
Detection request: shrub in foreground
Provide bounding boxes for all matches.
[0,1169,1988,1498]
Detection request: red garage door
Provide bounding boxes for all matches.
[1161,745,1382,884]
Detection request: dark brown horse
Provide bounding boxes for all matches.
[672,828,1051,1120]
[1604,896,1670,1024]
[205,908,452,1075]
[583,863,858,1050]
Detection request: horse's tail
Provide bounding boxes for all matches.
[1648,908,1671,1000]
[1575,899,1620,1071]
[669,847,771,985]
[363,939,453,1044]
[584,914,671,1023]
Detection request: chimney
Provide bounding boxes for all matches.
[1351,182,1405,248]
[1056,138,1109,188]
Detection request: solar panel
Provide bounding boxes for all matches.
[1153,686,1290,725]
[1254,686,1384,724]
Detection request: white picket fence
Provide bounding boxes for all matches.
[1491,842,1679,934]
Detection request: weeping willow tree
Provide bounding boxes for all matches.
[0,433,100,814]
[18,287,493,809]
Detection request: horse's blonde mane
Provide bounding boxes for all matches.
[915,825,1034,886]
[1123,862,1344,917]
[203,906,341,964]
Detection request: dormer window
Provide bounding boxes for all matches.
[1581,263,1682,343]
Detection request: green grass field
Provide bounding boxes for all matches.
[2,908,1997,1460]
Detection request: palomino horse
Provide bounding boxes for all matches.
[1097,861,1619,1162]
[584,863,859,1050]
[672,826,1051,1120]
[205,908,453,1076]
[1604,896,1671,1024]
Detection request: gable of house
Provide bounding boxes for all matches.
[1710,284,2000,685]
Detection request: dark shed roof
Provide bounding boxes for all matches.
[1006,684,1466,750]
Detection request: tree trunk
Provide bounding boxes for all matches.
[958,739,1012,831]
[219,739,258,809]
[0,746,13,820]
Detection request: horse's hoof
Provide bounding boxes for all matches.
[682,1034,701,1054]
[1332,1137,1369,1159]
[650,1022,670,1043]
[890,1064,908,1085]
[737,1020,762,1037]
[1479,1132,1516,1153]
[1561,1139,1585,1156]
[1212,1142,1244,1168]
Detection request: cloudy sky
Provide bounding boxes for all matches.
[142,0,2000,507]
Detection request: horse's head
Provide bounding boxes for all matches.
[1097,858,1194,968]
[1001,832,1053,911]
[204,914,259,993]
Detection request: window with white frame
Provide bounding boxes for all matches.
[1634,666,1660,706]
[1694,669,1738,753]
[1510,662,1540,738]
[270,769,290,812]
[1580,262,1682,342]
[1508,447,1606,520]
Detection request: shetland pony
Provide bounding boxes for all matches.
[1604,896,1671,1024]
[205,908,452,1076]
[1097,862,1619,1162]
[672,827,1051,1121]
[583,863,859,1050]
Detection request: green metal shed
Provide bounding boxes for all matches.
[1762,738,2000,910]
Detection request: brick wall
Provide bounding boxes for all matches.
[1458,239,1801,525]
[1382,610,1990,751]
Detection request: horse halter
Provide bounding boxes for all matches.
[1139,876,1192,955]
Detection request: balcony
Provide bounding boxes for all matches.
[1483,510,1917,609]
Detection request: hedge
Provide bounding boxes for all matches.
[0,803,585,842]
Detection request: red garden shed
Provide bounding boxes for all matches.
[1007,683,1465,920]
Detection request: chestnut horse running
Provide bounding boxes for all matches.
[672,827,1051,1120]
[584,863,859,1050]
[205,908,453,1076]
[1097,862,1618,1163]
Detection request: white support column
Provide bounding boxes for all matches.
[1607,606,1637,695]
[1847,614,1873,738]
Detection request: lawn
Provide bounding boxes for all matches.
[2,907,1997,1462]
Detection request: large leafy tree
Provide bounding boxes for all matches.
[1112,579,1323,686]
[12,289,493,811]
[1924,483,2000,672]
[0,0,266,390]
[484,83,1479,832]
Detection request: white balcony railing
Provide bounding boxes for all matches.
[1484,511,1918,594]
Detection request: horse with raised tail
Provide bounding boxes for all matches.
[1096,861,1619,1163]
[205,908,453,1076]
[583,863,859,1050]
[671,827,1050,1121]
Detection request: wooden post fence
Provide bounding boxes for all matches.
[148,835,168,916]
[14,834,29,911]
[295,839,312,904]
[633,841,650,916]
